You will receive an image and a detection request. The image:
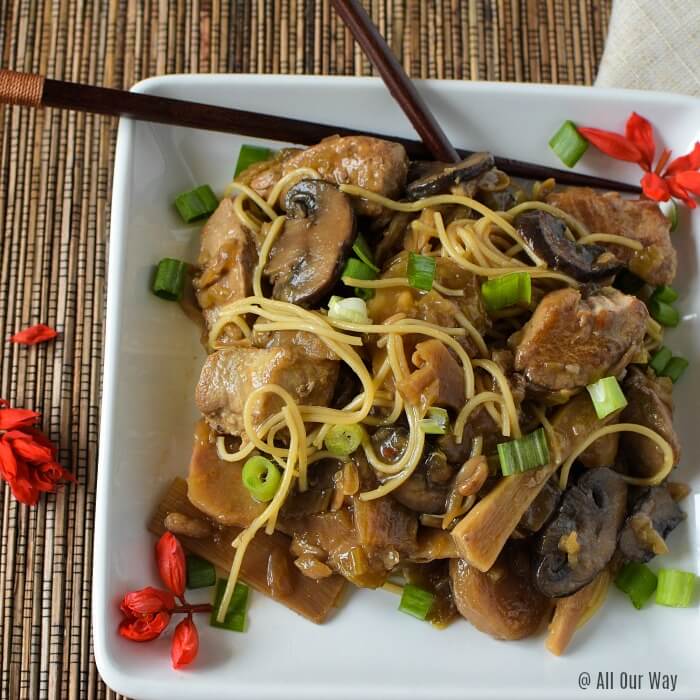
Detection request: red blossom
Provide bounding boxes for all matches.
[10,324,58,346]
[156,532,186,597]
[578,115,700,208]
[121,587,175,617]
[0,404,39,430]
[171,616,199,669]
[118,610,171,642]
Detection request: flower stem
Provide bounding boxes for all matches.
[173,603,213,615]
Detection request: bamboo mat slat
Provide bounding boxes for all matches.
[0,1,611,697]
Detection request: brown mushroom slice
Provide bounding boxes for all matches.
[534,468,627,598]
[264,180,356,307]
[517,210,623,281]
[406,152,495,200]
[449,542,551,640]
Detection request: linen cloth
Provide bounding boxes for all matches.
[596,0,700,96]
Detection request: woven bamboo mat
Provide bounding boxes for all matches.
[0,1,611,698]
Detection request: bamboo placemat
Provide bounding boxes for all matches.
[0,1,611,698]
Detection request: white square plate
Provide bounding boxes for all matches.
[94,75,700,700]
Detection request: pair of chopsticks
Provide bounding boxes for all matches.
[0,8,640,193]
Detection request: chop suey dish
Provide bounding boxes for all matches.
[149,131,696,659]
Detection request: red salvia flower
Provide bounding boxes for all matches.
[10,324,58,346]
[171,616,199,669]
[117,533,212,668]
[156,532,186,597]
[0,400,74,505]
[578,113,700,209]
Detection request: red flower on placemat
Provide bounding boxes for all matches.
[0,399,75,505]
[118,532,210,668]
[10,324,58,345]
[578,113,700,208]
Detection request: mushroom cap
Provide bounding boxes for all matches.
[264,180,356,307]
[534,467,628,598]
[406,152,495,201]
[518,210,623,282]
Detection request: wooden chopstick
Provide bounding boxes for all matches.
[0,69,642,193]
[331,0,460,164]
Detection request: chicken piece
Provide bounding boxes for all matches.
[547,188,676,285]
[397,339,466,412]
[620,367,681,478]
[513,287,648,393]
[193,198,257,343]
[247,135,408,217]
[196,346,338,436]
[252,327,339,361]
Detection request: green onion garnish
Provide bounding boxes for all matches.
[210,579,249,632]
[352,233,379,272]
[174,184,219,223]
[549,120,589,168]
[234,144,273,177]
[655,569,697,608]
[327,296,370,324]
[497,428,550,477]
[648,298,680,327]
[651,285,679,304]
[586,376,628,419]
[660,356,688,383]
[398,584,435,621]
[649,346,672,375]
[242,455,281,502]
[323,424,365,457]
[481,272,532,312]
[152,258,187,301]
[186,554,216,590]
[342,257,378,300]
[407,252,436,291]
[614,269,645,295]
[419,407,450,435]
[615,562,658,609]
[659,199,679,232]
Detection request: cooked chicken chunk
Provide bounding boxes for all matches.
[193,198,257,342]
[547,188,676,285]
[246,135,408,216]
[621,367,681,478]
[196,346,338,436]
[513,287,648,393]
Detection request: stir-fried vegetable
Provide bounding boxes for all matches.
[324,424,365,456]
[398,584,435,620]
[649,346,673,374]
[174,184,218,223]
[352,233,379,272]
[152,258,187,301]
[651,285,679,304]
[648,298,680,327]
[655,569,696,608]
[186,554,216,589]
[328,296,370,324]
[660,356,688,383]
[234,144,274,177]
[418,407,450,435]
[586,376,627,419]
[242,456,281,502]
[210,579,249,632]
[497,428,550,476]
[342,256,378,300]
[481,272,531,311]
[615,562,657,609]
[548,120,589,168]
[407,252,436,291]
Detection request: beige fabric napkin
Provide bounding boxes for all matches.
[596,0,700,96]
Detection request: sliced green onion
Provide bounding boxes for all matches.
[398,584,435,621]
[174,184,219,223]
[655,568,697,608]
[324,424,365,456]
[327,296,370,324]
[242,455,281,502]
[649,346,672,375]
[481,272,531,311]
[234,144,273,177]
[659,199,679,232]
[586,376,628,419]
[211,579,249,632]
[186,554,216,589]
[407,252,436,291]
[648,298,680,327]
[152,258,187,301]
[497,428,550,477]
[660,356,688,383]
[419,407,450,435]
[615,562,658,609]
[549,120,589,168]
[342,257,378,300]
[614,269,645,295]
[651,285,679,304]
[352,233,379,272]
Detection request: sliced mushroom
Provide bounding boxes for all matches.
[406,152,495,200]
[370,426,454,514]
[618,486,686,563]
[517,210,623,282]
[264,180,356,307]
[450,541,551,640]
[534,468,627,598]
